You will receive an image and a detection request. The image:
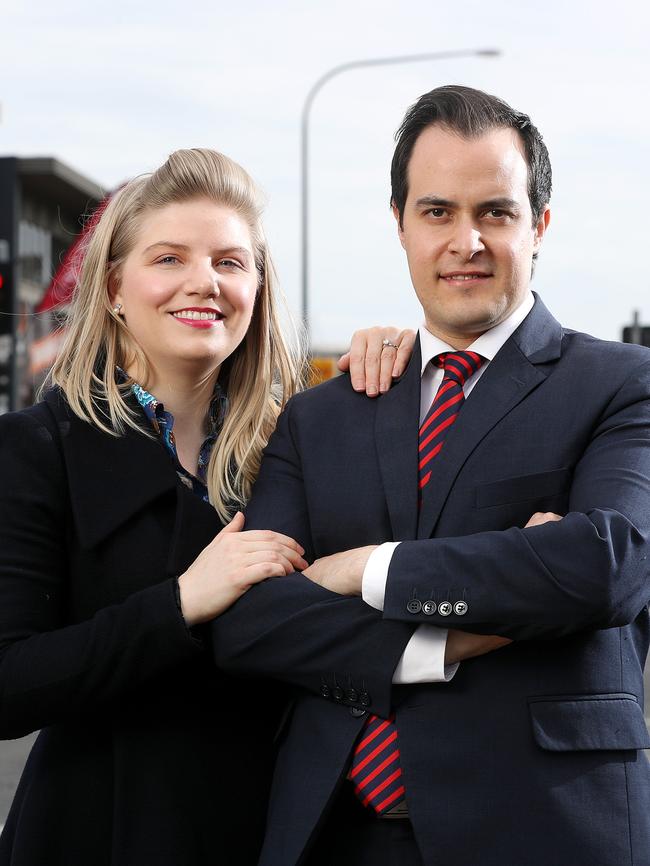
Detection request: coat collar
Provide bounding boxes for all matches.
[374,293,564,541]
[44,388,220,554]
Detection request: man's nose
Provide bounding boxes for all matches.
[447,220,484,260]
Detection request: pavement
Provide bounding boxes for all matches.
[0,733,37,829]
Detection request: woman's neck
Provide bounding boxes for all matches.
[130,363,220,473]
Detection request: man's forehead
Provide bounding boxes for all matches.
[406,124,529,199]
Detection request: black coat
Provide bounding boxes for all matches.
[0,388,284,866]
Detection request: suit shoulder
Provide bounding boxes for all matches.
[287,373,368,413]
[561,329,650,375]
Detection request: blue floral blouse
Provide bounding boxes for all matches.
[130,380,228,502]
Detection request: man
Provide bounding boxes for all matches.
[212,86,650,865]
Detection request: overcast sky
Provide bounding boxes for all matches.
[1,0,648,348]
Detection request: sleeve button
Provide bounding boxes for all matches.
[422,600,437,615]
[407,599,422,614]
[438,601,452,616]
[453,601,468,615]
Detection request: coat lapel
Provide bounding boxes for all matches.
[44,389,220,553]
[167,482,222,577]
[374,338,422,541]
[416,294,564,539]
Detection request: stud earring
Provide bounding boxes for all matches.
[113,303,123,315]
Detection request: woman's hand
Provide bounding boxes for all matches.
[338,327,416,397]
[178,512,308,626]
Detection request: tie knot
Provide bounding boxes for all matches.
[436,351,485,385]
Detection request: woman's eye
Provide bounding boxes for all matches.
[157,255,179,265]
[216,258,241,269]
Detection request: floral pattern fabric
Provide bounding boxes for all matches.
[130,380,228,502]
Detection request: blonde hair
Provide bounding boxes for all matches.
[49,148,306,521]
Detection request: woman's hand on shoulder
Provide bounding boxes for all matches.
[177,512,308,626]
[338,327,416,397]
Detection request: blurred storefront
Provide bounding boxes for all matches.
[0,157,103,413]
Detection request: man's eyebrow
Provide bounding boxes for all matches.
[413,196,521,211]
[414,195,457,209]
[479,197,520,211]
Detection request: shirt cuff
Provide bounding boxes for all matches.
[362,541,401,611]
[393,626,459,684]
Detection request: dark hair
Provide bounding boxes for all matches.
[390,85,552,228]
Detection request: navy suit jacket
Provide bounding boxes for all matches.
[213,296,650,866]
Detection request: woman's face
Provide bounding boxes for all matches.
[111,197,258,386]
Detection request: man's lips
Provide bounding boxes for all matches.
[440,272,492,282]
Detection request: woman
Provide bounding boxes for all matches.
[0,148,412,866]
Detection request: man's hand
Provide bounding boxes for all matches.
[303,546,378,595]
[525,511,563,528]
[338,327,416,397]
[445,630,512,664]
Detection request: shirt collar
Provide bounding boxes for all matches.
[116,367,228,438]
[419,291,535,376]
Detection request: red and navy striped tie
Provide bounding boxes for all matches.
[419,351,485,498]
[350,350,484,816]
[350,713,405,814]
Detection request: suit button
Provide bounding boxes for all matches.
[346,688,359,702]
[332,686,344,701]
[320,684,331,698]
[453,601,468,616]
[438,601,452,616]
[350,707,367,718]
[422,600,437,616]
[359,691,371,706]
[407,599,422,614]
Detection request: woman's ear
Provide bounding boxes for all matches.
[107,265,123,314]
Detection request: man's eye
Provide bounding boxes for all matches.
[487,209,509,219]
[427,208,447,218]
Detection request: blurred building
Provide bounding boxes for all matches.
[0,157,103,413]
[622,311,650,348]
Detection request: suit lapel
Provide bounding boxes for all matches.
[417,295,563,539]
[374,338,422,541]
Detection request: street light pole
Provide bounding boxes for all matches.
[300,48,501,335]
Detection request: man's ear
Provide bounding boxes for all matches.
[533,205,551,253]
[391,202,406,250]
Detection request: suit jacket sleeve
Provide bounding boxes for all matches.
[0,409,203,739]
[383,356,650,640]
[211,398,414,719]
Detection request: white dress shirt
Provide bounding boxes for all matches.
[363,292,535,684]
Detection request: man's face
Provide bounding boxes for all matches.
[394,125,550,348]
